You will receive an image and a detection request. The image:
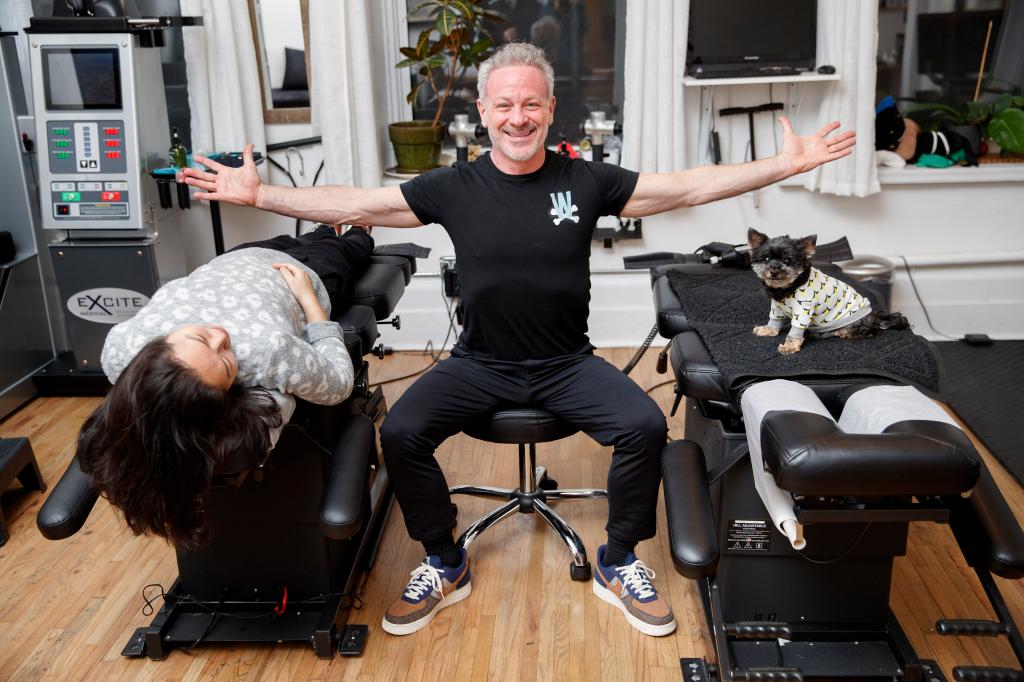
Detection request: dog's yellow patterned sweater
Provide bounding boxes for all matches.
[767,267,871,338]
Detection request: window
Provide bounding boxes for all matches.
[405,0,626,145]
[876,0,1018,105]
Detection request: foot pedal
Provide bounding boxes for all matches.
[339,624,368,656]
[725,620,792,639]
[680,658,712,681]
[936,619,1008,637]
[951,666,1024,681]
[120,627,148,658]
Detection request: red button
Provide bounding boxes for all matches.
[101,191,121,201]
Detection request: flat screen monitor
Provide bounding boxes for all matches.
[687,0,817,75]
[42,47,122,111]
[917,11,1003,77]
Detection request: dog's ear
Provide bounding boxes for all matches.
[798,234,817,258]
[747,228,767,250]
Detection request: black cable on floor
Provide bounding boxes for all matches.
[896,255,960,341]
[644,378,674,395]
[370,277,462,387]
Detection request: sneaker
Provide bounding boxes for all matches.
[592,545,676,636]
[381,550,472,636]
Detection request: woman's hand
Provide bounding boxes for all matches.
[273,263,328,322]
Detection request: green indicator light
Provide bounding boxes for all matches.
[61,192,80,202]
[56,152,69,159]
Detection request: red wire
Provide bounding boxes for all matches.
[274,586,288,615]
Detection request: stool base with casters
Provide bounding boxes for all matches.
[452,407,607,581]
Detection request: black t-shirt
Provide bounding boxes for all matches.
[400,150,639,361]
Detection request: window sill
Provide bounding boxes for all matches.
[778,163,1024,187]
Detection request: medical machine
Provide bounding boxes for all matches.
[25,4,197,372]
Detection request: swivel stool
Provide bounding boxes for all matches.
[453,406,607,580]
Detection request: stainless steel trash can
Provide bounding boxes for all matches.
[839,256,895,309]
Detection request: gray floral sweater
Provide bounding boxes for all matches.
[101,248,354,443]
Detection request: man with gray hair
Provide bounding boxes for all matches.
[182,42,855,638]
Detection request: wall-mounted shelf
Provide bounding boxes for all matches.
[683,72,840,87]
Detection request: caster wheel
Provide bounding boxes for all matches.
[570,562,591,581]
[539,476,558,490]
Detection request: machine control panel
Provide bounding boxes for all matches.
[47,119,129,220]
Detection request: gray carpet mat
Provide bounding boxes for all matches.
[666,265,942,394]
[934,340,1024,487]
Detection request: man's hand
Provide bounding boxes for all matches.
[778,116,856,176]
[180,143,261,207]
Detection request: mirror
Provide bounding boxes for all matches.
[248,0,311,123]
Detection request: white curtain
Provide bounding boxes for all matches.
[801,0,880,197]
[310,0,398,187]
[621,0,688,173]
[180,0,266,160]
[368,0,412,170]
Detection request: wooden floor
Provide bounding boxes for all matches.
[0,348,1022,681]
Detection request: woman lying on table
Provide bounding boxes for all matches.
[75,225,373,547]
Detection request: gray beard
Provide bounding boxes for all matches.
[488,126,544,162]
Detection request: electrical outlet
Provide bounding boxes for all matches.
[440,256,459,297]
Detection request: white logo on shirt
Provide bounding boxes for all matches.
[549,191,579,225]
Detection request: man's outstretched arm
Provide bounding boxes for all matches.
[620,118,856,218]
[180,144,423,228]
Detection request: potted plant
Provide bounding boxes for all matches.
[985,94,1024,155]
[907,99,992,156]
[908,94,1024,157]
[390,0,502,173]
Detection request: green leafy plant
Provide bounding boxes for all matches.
[986,94,1024,154]
[908,94,1024,154]
[906,99,993,128]
[396,0,504,127]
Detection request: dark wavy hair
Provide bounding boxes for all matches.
[77,337,282,548]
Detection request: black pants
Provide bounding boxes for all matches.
[380,344,668,547]
[230,226,374,312]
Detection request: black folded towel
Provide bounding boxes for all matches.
[373,243,431,259]
[666,265,942,394]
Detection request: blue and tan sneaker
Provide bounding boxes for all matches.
[592,545,676,636]
[381,550,472,636]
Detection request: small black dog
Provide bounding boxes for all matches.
[747,228,909,354]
